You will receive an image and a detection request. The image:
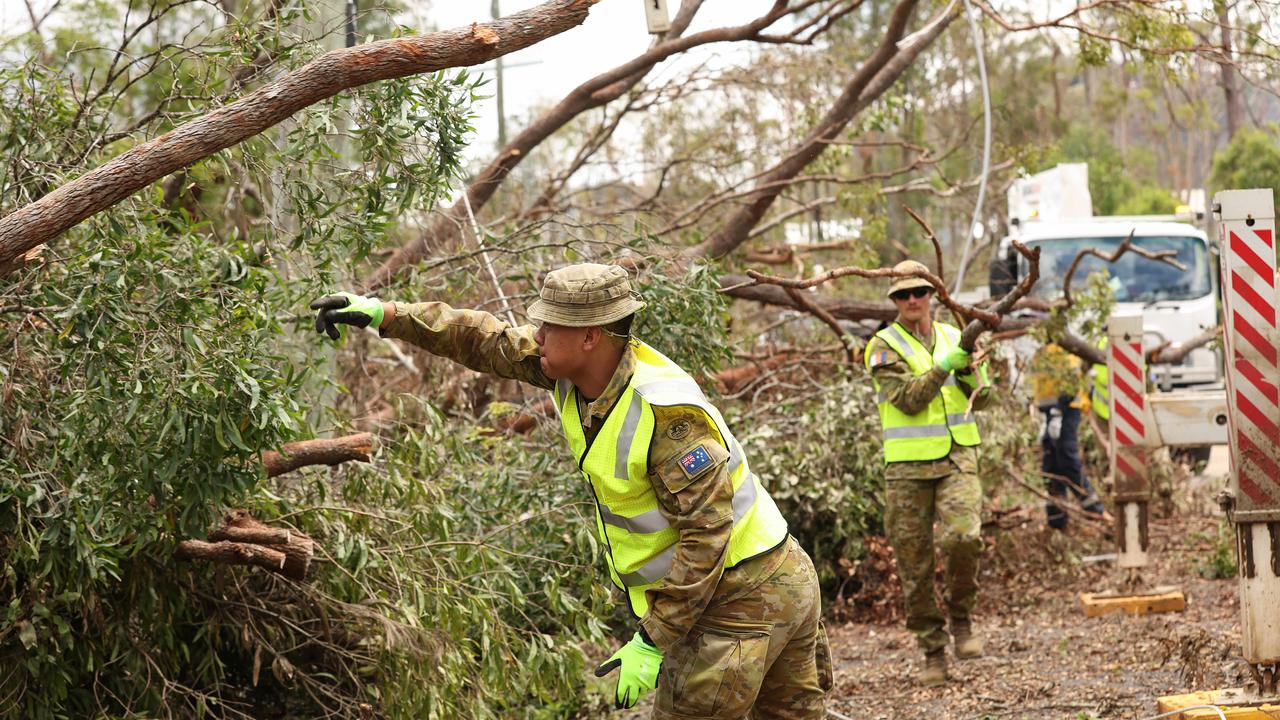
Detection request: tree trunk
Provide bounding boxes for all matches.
[1216,0,1245,139]
[684,0,952,260]
[0,0,602,278]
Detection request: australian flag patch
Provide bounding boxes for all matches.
[679,445,714,479]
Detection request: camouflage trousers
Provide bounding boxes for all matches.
[653,537,833,719]
[884,469,983,653]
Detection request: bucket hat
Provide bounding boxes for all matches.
[527,263,647,327]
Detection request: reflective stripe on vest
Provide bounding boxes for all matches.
[556,341,789,618]
[865,321,981,463]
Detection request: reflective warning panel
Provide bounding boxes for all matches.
[1217,189,1280,520]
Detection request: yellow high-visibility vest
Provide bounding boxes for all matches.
[555,341,789,618]
[1091,338,1110,420]
[865,322,982,463]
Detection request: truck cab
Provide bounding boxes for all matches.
[990,220,1220,388]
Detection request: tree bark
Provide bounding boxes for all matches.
[719,274,897,323]
[684,0,953,259]
[174,540,288,574]
[259,433,374,478]
[1215,0,1245,139]
[176,508,316,581]
[0,0,602,278]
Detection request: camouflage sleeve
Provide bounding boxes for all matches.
[378,301,554,390]
[637,406,734,652]
[867,337,949,416]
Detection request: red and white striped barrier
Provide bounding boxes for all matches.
[1107,312,1149,568]
[1220,191,1280,514]
[1217,188,1280,666]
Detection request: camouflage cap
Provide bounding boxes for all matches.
[527,263,647,327]
[887,259,935,297]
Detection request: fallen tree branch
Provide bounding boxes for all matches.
[0,0,603,277]
[175,508,316,580]
[259,433,374,478]
[1060,229,1185,307]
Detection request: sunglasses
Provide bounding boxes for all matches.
[890,286,933,301]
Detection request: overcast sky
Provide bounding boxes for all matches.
[421,1,775,159]
[0,0,772,161]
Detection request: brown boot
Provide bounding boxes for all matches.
[952,619,984,659]
[920,649,948,686]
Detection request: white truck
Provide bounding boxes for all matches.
[991,164,1220,390]
[990,164,1229,457]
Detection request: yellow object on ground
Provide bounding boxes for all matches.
[1079,587,1186,617]
[1156,688,1280,718]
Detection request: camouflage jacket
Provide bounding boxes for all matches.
[381,301,783,651]
[866,320,992,480]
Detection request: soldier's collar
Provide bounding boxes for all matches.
[580,343,637,428]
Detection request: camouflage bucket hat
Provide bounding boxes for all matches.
[527,263,647,327]
[887,259,935,297]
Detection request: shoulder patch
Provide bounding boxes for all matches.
[869,350,893,367]
[678,445,714,479]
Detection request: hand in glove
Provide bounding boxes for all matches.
[934,346,971,373]
[593,632,662,709]
[310,292,384,340]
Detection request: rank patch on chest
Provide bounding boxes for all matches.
[678,444,714,479]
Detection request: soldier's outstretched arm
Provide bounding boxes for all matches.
[866,337,948,415]
[637,406,735,652]
[310,292,553,390]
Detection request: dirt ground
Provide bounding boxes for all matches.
[826,499,1246,719]
[611,460,1249,720]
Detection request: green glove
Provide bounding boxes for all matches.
[310,292,384,340]
[593,632,662,709]
[935,346,971,373]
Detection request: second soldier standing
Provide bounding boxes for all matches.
[863,260,993,686]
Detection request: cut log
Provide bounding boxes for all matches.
[175,509,315,581]
[174,540,287,572]
[260,432,373,478]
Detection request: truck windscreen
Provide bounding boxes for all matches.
[1024,235,1211,302]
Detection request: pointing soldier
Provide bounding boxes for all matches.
[310,263,831,717]
[863,260,993,686]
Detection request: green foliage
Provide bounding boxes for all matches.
[295,405,611,718]
[633,262,734,376]
[0,21,605,717]
[1197,519,1239,580]
[1043,126,1132,216]
[1115,184,1179,215]
[744,372,885,582]
[1209,126,1280,199]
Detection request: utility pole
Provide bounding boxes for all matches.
[345,0,357,47]
[492,0,506,148]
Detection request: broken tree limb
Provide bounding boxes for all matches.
[0,0,602,278]
[1060,229,1185,308]
[683,0,955,259]
[175,508,316,581]
[259,433,374,478]
[1147,325,1221,365]
[174,540,288,573]
[784,286,856,363]
[208,526,293,545]
[362,0,864,291]
[718,274,898,323]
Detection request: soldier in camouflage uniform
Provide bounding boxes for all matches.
[863,260,993,686]
[310,264,831,718]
